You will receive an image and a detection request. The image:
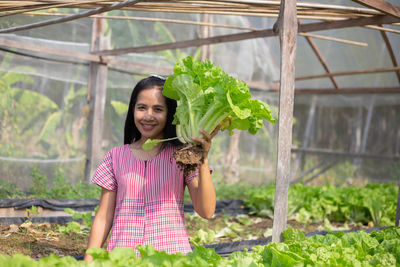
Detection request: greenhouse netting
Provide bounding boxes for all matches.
[0,6,399,190]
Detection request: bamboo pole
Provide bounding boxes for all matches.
[123,7,372,19]
[21,12,259,31]
[365,25,400,35]
[23,0,380,18]
[293,87,400,94]
[216,0,381,14]
[298,14,400,32]
[92,0,382,15]
[299,32,368,46]
[0,0,383,17]
[3,8,375,19]
[379,24,400,83]
[291,147,400,160]
[0,37,100,62]
[0,47,88,65]
[294,66,400,81]
[0,0,109,17]
[301,30,339,88]
[0,0,143,33]
[352,0,400,18]
[366,24,400,34]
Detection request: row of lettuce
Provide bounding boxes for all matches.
[1,177,397,227]
[1,227,399,266]
[245,183,397,226]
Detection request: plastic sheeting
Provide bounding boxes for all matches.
[0,199,249,225]
[0,198,99,211]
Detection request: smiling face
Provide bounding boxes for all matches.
[134,87,167,143]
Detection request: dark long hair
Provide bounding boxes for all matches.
[124,75,182,147]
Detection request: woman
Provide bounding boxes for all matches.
[84,75,218,261]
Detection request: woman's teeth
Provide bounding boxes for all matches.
[142,124,155,130]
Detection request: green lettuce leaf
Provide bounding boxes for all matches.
[162,56,275,144]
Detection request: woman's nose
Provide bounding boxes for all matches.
[144,110,154,119]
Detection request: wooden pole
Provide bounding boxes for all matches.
[291,147,400,160]
[379,25,400,84]
[293,87,400,94]
[201,13,212,61]
[84,17,109,182]
[272,0,297,243]
[352,107,363,166]
[224,130,241,184]
[396,183,400,226]
[300,96,317,173]
[355,95,376,171]
[352,0,400,18]
[294,67,400,81]
[290,95,317,178]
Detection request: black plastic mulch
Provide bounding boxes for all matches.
[0,199,249,225]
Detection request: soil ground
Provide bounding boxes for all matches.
[0,222,87,259]
[0,215,367,259]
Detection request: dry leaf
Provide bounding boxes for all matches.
[38,222,51,228]
[20,222,33,229]
[8,224,19,233]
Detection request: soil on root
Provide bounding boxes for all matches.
[173,144,204,176]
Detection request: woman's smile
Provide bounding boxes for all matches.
[141,123,157,130]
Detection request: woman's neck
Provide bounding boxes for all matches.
[130,140,163,161]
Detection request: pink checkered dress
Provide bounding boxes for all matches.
[91,143,196,256]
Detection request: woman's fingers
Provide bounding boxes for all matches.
[210,124,221,138]
[199,124,221,141]
[192,124,221,153]
[199,129,211,141]
[192,136,205,144]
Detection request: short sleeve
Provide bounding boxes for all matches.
[90,151,117,191]
[184,168,213,185]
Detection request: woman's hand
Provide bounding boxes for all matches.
[188,124,220,219]
[192,124,221,158]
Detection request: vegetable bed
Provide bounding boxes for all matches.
[1,227,399,266]
[0,213,364,260]
[0,183,397,264]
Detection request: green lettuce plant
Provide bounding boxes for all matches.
[143,56,275,149]
[1,227,399,266]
